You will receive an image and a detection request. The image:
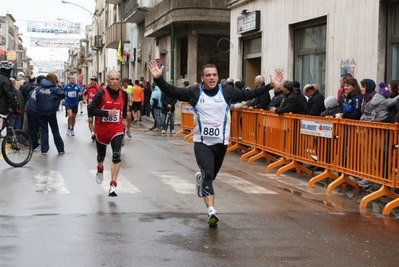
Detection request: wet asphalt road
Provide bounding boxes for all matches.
[0,108,399,267]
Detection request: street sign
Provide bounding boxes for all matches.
[7,50,16,60]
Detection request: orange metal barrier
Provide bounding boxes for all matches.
[174,102,195,142]
[178,105,399,216]
[281,114,340,185]
[226,109,261,156]
[331,120,399,215]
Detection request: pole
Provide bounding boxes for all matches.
[120,0,123,77]
[171,24,174,85]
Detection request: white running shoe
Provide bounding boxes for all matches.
[71,129,75,136]
[108,185,117,197]
[161,130,166,134]
[96,172,104,184]
[66,128,71,136]
[207,212,219,227]
[195,172,203,197]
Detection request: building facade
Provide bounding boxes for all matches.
[0,14,27,77]
[227,0,399,96]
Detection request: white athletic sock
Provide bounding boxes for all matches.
[207,206,216,215]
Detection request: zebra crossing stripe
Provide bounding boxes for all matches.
[217,173,278,194]
[90,170,141,194]
[153,171,195,194]
[34,170,70,194]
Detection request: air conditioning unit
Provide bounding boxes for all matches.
[93,35,104,50]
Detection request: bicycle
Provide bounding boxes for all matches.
[0,113,33,167]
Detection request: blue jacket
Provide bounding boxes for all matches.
[25,89,37,114]
[150,86,162,108]
[35,79,65,115]
[339,93,363,120]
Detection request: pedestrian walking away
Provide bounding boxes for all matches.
[148,60,283,226]
[88,70,128,197]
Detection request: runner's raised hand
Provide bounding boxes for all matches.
[269,71,283,87]
[148,60,164,79]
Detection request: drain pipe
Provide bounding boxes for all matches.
[171,24,174,85]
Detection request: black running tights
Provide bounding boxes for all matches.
[193,142,227,196]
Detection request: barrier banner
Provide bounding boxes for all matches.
[29,38,80,48]
[27,21,81,34]
[300,120,333,138]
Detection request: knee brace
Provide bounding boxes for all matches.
[97,154,105,163]
[112,151,121,163]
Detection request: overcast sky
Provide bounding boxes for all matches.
[1,0,95,61]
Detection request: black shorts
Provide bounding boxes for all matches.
[132,102,142,112]
[66,106,78,114]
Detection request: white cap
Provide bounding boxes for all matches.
[18,72,25,77]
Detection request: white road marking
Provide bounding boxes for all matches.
[90,170,141,194]
[34,170,70,194]
[154,171,195,194]
[218,173,278,194]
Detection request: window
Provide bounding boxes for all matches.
[244,37,261,58]
[294,20,327,95]
[180,37,188,78]
[387,2,399,81]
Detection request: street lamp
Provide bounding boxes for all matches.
[61,0,100,80]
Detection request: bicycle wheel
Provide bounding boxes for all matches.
[1,130,33,167]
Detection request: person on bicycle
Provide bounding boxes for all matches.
[160,91,177,135]
[0,60,20,118]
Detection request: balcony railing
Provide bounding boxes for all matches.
[123,0,158,23]
[105,22,129,49]
[105,0,158,23]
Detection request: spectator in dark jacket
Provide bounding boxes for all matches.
[0,60,20,116]
[267,81,285,110]
[270,80,307,115]
[304,84,326,115]
[161,92,177,134]
[24,75,45,150]
[384,80,399,122]
[249,75,270,110]
[35,73,65,155]
[293,81,309,113]
[142,79,152,117]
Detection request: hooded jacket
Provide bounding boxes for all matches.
[367,93,399,122]
[35,79,65,115]
[150,86,162,108]
[0,69,19,114]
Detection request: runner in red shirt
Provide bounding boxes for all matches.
[88,70,128,197]
[84,76,102,141]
